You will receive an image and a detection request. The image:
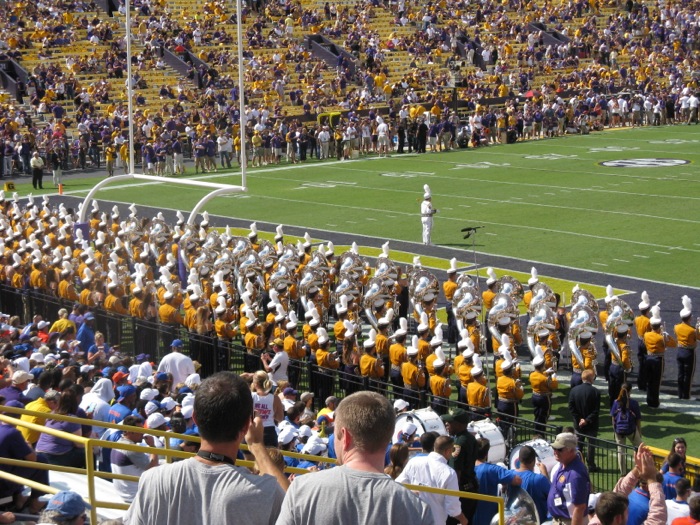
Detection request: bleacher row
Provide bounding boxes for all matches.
[0,0,696,148]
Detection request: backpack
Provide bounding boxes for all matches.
[613,406,636,435]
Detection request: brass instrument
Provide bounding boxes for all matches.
[456,273,477,288]
[567,305,599,367]
[487,292,518,342]
[604,305,628,364]
[409,269,439,319]
[338,250,365,280]
[452,284,481,332]
[526,305,556,359]
[528,282,557,314]
[495,275,524,304]
[363,277,391,330]
[570,285,599,314]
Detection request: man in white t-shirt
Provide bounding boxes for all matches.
[262,337,289,385]
[666,478,691,525]
[157,339,195,389]
[377,119,390,157]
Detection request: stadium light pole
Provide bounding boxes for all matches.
[236,0,247,188]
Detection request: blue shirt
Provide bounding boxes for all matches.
[663,471,684,500]
[514,469,551,523]
[473,463,517,525]
[547,456,590,520]
[107,402,132,424]
[627,487,650,525]
[76,323,95,354]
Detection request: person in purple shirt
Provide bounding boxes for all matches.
[473,438,521,525]
[0,399,49,513]
[0,371,33,406]
[35,390,86,468]
[547,432,591,525]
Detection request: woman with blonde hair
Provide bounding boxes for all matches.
[252,370,284,446]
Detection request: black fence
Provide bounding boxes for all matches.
[0,284,634,490]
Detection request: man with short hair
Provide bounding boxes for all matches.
[124,372,286,524]
[568,369,601,471]
[667,479,691,525]
[397,435,468,525]
[513,445,551,523]
[111,415,159,503]
[277,391,433,524]
[473,438,521,525]
[548,432,591,525]
[662,454,685,500]
[262,337,289,385]
[19,388,60,446]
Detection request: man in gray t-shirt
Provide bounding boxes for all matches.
[276,391,433,525]
[124,372,287,525]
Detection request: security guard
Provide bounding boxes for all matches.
[529,353,558,434]
[644,305,677,408]
[675,296,698,400]
[441,408,478,525]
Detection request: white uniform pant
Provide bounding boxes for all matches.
[422,218,432,245]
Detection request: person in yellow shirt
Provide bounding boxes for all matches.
[529,353,558,434]
[401,343,426,404]
[359,330,384,391]
[644,306,677,408]
[375,316,391,382]
[608,323,632,402]
[443,260,458,343]
[456,339,475,403]
[496,354,524,439]
[389,320,408,390]
[429,348,451,416]
[674,296,698,400]
[20,389,59,445]
[466,358,490,420]
[635,292,652,391]
[285,315,306,386]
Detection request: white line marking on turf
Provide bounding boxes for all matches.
[613,259,629,263]
[592,262,608,267]
[327,223,337,227]
[485,233,497,236]
[544,192,555,195]
[346,221,357,224]
[633,255,649,258]
[366,218,377,221]
[459,205,471,208]
[654,251,671,255]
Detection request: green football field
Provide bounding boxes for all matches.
[40,124,700,288]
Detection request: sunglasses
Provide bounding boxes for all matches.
[674,438,687,445]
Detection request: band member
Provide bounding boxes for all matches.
[644,305,677,408]
[420,184,437,245]
[444,259,459,344]
[466,356,490,421]
[675,296,698,400]
[608,324,632,404]
[635,291,652,391]
[529,352,558,434]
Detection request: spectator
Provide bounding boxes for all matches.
[0,398,48,515]
[671,495,700,525]
[35,389,86,468]
[157,339,195,390]
[277,391,433,524]
[124,372,286,524]
[441,408,479,525]
[663,454,685,500]
[37,490,89,525]
[667,479,691,525]
[548,432,591,525]
[511,445,551,523]
[611,382,642,475]
[111,415,159,503]
[19,388,60,446]
[397,435,469,524]
[0,371,33,406]
[588,444,665,525]
[662,439,687,478]
[251,370,284,447]
[385,442,409,479]
[473,437,521,525]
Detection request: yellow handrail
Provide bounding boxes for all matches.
[0,408,504,525]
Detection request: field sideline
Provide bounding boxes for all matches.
[42,124,700,288]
